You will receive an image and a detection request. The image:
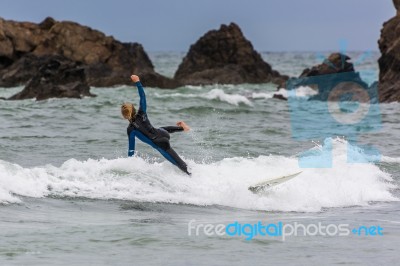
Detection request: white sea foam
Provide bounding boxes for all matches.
[382,156,400,163]
[154,89,252,106]
[0,138,397,211]
[275,86,318,98]
[202,89,252,106]
[249,86,318,100]
[251,92,274,99]
[153,85,317,105]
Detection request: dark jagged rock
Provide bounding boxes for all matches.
[299,53,354,78]
[278,53,356,92]
[38,17,56,30]
[174,23,287,85]
[277,53,374,102]
[394,0,400,13]
[8,55,94,100]
[377,0,400,102]
[272,94,287,101]
[0,17,178,88]
[0,54,50,87]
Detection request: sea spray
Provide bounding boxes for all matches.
[0,138,397,211]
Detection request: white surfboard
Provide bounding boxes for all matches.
[248,171,303,193]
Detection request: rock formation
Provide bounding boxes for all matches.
[8,55,94,100]
[0,17,178,88]
[174,23,287,85]
[274,53,374,102]
[377,0,400,102]
[0,54,52,87]
[298,53,354,78]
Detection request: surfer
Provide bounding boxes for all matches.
[121,75,191,175]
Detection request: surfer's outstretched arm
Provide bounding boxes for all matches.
[161,126,184,133]
[131,75,146,113]
[161,121,190,133]
[128,130,136,157]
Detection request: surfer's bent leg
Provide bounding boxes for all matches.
[164,147,190,175]
[153,129,190,175]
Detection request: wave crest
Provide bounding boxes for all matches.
[0,138,397,212]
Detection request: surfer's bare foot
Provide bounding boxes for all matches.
[177,121,190,132]
[131,75,140,83]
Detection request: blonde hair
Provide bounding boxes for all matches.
[121,103,136,121]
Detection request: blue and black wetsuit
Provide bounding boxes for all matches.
[127,81,190,175]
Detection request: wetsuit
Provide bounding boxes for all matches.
[127,81,190,175]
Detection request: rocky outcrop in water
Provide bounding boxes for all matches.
[274,53,374,102]
[377,0,400,102]
[174,23,287,85]
[300,53,372,101]
[8,55,94,100]
[0,54,52,87]
[0,17,178,88]
[299,53,354,78]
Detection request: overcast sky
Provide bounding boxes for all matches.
[0,0,395,52]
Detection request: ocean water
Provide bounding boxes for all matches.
[0,52,399,265]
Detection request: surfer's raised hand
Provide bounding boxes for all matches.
[177,121,190,132]
[131,75,140,83]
